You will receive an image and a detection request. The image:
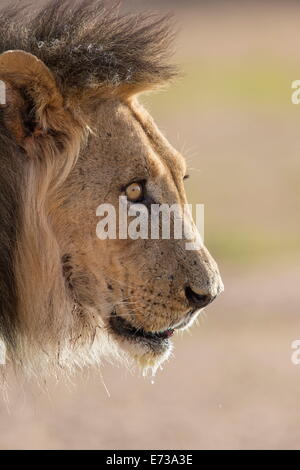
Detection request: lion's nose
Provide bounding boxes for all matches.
[185,286,216,309]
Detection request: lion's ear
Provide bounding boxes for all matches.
[0,50,66,155]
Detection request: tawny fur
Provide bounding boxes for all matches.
[0,0,223,379]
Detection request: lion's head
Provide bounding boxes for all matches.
[0,0,223,377]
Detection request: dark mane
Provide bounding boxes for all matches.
[0,0,177,92]
[0,122,23,353]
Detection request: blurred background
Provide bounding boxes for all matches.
[1,0,300,450]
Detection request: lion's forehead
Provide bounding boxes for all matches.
[93,99,186,186]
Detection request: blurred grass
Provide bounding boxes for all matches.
[206,231,300,266]
[144,58,300,113]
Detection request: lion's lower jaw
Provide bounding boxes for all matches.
[134,343,174,376]
[111,334,174,376]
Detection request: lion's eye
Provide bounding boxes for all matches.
[125,182,144,202]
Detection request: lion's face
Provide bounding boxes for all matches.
[56,98,223,369]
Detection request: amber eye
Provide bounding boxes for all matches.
[125,182,144,202]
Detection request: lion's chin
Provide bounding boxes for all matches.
[108,311,174,372]
[121,335,173,373]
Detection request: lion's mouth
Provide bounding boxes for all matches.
[109,311,174,352]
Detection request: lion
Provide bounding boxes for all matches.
[0,0,223,378]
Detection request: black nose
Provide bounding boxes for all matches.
[185,286,216,309]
